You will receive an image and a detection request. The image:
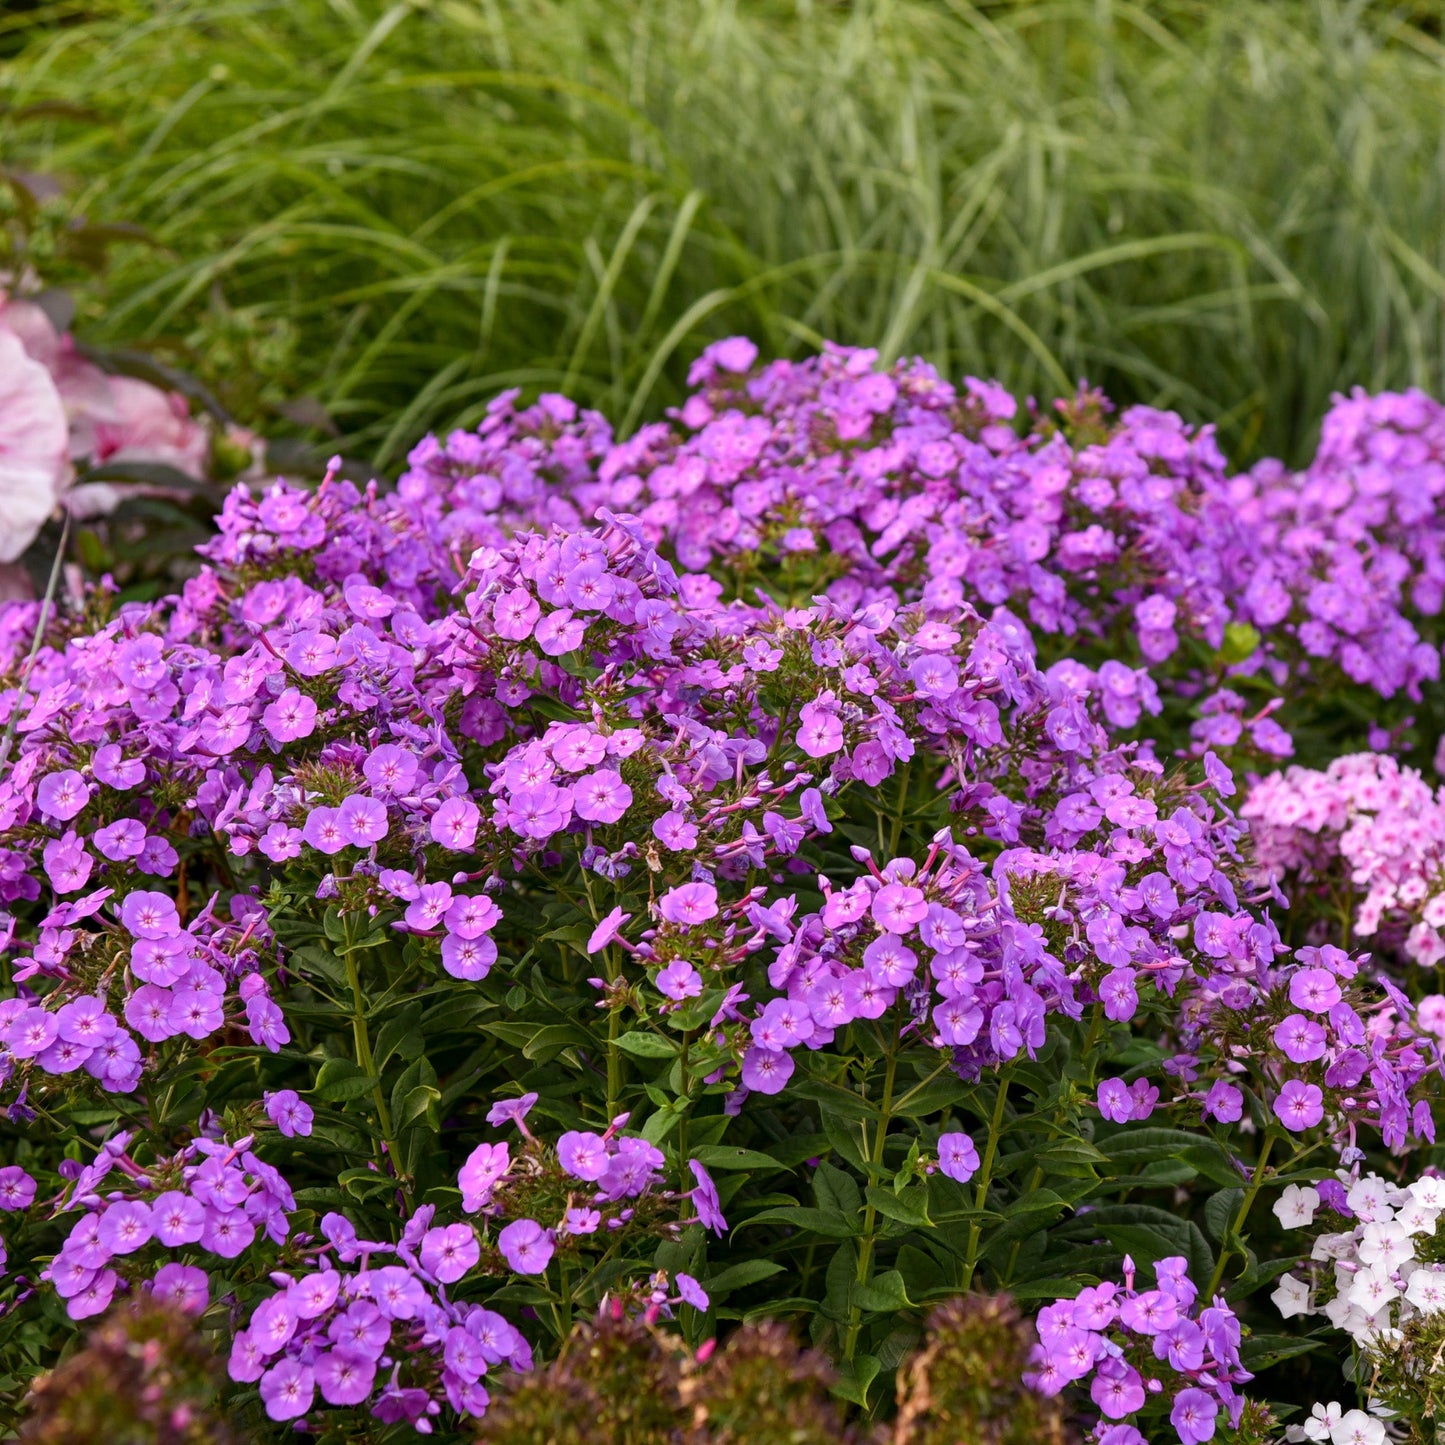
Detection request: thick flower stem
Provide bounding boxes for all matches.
[960,1065,1013,1292]
[843,1041,898,1364]
[1206,1130,1277,1297]
[341,918,401,1182]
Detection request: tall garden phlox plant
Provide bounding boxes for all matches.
[1,339,1445,1440]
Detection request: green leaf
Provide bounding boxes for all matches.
[833,1352,881,1407]
[613,1031,676,1059]
[1218,621,1261,664]
[813,1161,862,1220]
[397,1083,440,1129]
[1205,1188,1244,1244]
[314,1058,379,1103]
[852,1269,912,1313]
[740,1206,860,1238]
[865,1184,930,1227]
[373,1003,424,1072]
[690,1145,789,1172]
[702,1260,784,1298]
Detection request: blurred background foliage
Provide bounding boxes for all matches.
[0,0,1442,473]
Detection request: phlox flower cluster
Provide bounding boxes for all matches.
[41,1131,294,1322]
[1027,1256,1252,1445]
[1243,752,1445,965]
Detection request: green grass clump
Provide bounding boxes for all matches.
[3,0,1443,468]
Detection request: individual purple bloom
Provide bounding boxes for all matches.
[329,1300,389,1356]
[97,1200,153,1256]
[371,1265,427,1320]
[261,687,318,743]
[427,797,479,849]
[558,1131,609,1182]
[497,1218,555,1274]
[872,883,928,934]
[441,932,497,980]
[688,1160,727,1234]
[285,630,337,676]
[1169,1387,1218,1445]
[1289,967,1343,1014]
[119,889,179,939]
[1090,1359,1146,1419]
[1127,1079,1159,1121]
[444,894,502,939]
[258,823,303,862]
[1274,1080,1325,1132]
[1273,1013,1327,1063]
[66,1268,117,1321]
[560,1207,600,1236]
[1201,1080,1244,1124]
[796,703,843,757]
[653,811,698,850]
[493,588,541,641]
[740,1046,794,1095]
[658,882,719,927]
[37,770,89,822]
[125,984,178,1043]
[337,793,389,847]
[0,1166,36,1210]
[7,1007,58,1059]
[573,768,632,825]
[458,1141,511,1211]
[676,1273,709,1310]
[202,1208,257,1258]
[152,1262,209,1314]
[293,1270,340,1319]
[535,608,587,656]
[936,1131,980,1183]
[259,1358,315,1422]
[265,1089,314,1138]
[363,744,419,794]
[151,1190,206,1246]
[1201,750,1235,798]
[316,1350,376,1408]
[656,959,703,1000]
[587,905,631,953]
[421,1224,480,1284]
[1099,968,1138,1022]
[93,744,144,789]
[42,832,93,894]
[93,818,146,861]
[301,806,347,855]
[169,987,224,1040]
[1097,1078,1134,1124]
[486,1092,538,1129]
[405,881,454,930]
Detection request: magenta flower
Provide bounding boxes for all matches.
[1274,1080,1325,1132]
[293,1271,340,1319]
[1097,1078,1134,1124]
[1273,1014,1328,1063]
[97,1200,153,1255]
[93,745,144,789]
[152,1190,206,1247]
[445,893,502,939]
[66,1269,117,1321]
[258,823,303,862]
[492,588,540,641]
[285,630,337,676]
[431,795,480,850]
[7,1007,58,1059]
[871,883,928,934]
[36,770,88,821]
[371,1266,427,1320]
[93,818,145,861]
[587,905,631,953]
[658,881,719,927]
[259,1358,315,1422]
[441,932,497,980]
[405,880,454,930]
[676,1273,710,1310]
[420,1223,480,1283]
[261,687,318,743]
[42,832,93,894]
[169,987,224,1040]
[796,703,843,757]
[363,744,418,794]
[338,794,389,846]
[0,1166,36,1211]
[557,1130,608,1181]
[1169,1387,1218,1444]
[486,1093,538,1129]
[315,1350,376,1408]
[301,806,347,855]
[152,1262,209,1314]
[265,1089,315,1138]
[497,1218,554,1274]
[936,1131,980,1183]
[458,1141,511,1211]
[119,889,179,939]
[1201,1080,1244,1124]
[656,960,703,1000]
[740,1046,794,1095]
[573,768,632,824]
[1289,967,1343,1015]
[561,1207,601,1236]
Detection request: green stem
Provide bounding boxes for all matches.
[341,920,401,1182]
[843,1042,898,1363]
[1206,1131,1277,1297]
[960,1066,1013,1292]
